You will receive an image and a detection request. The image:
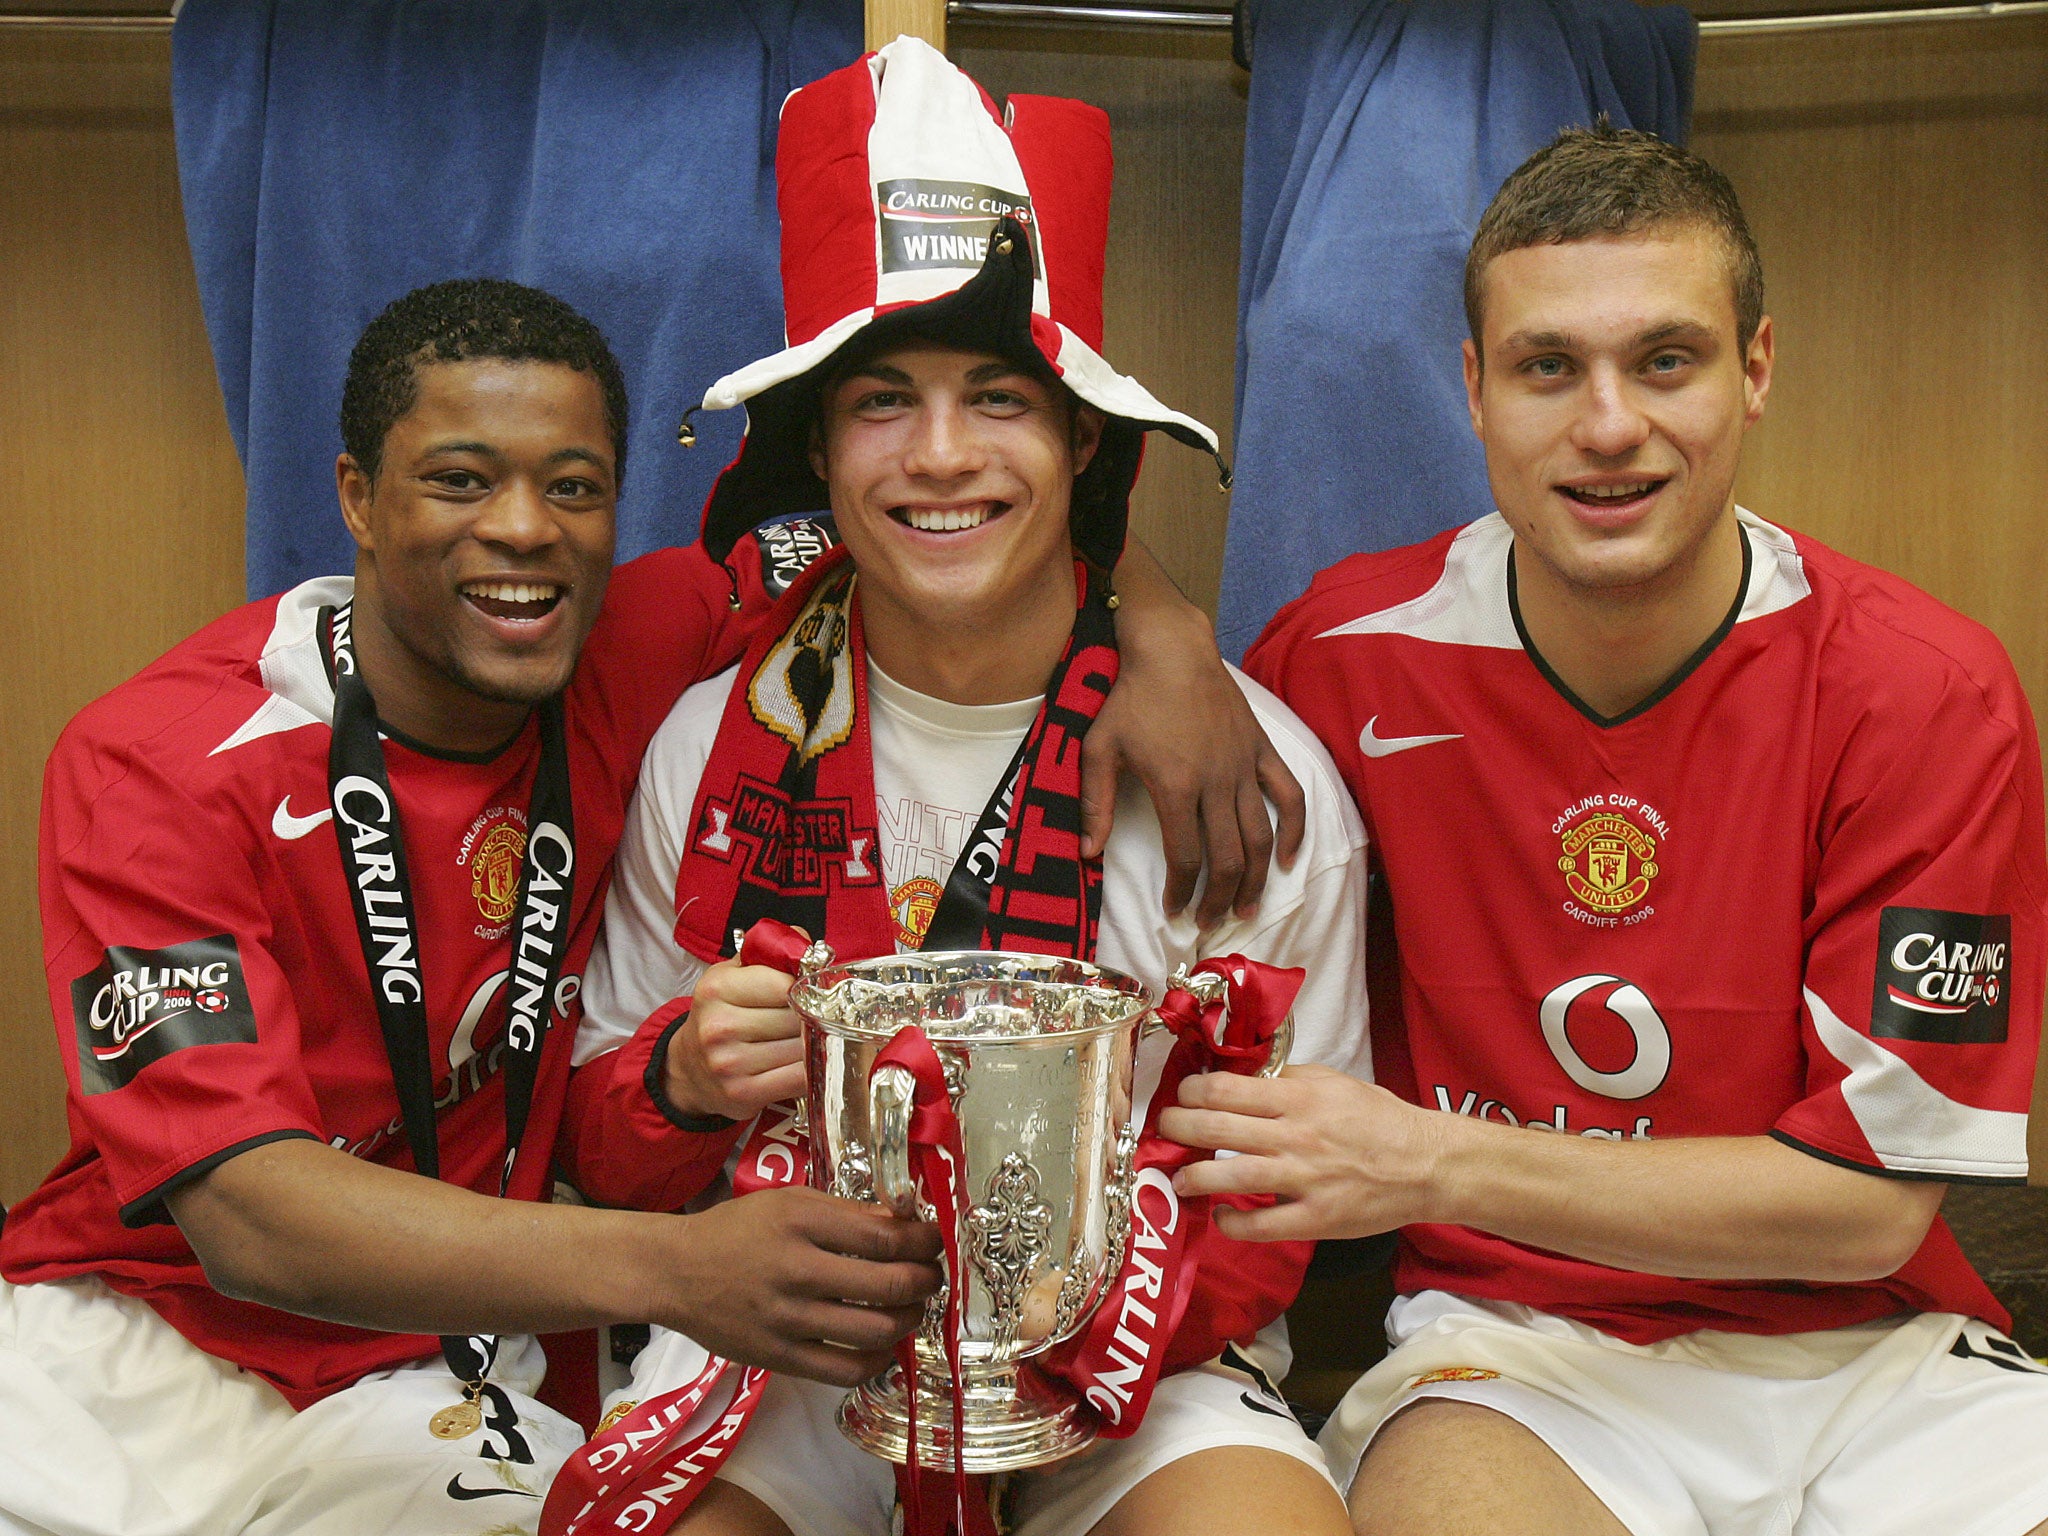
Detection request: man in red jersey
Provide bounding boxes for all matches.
[1165,128,2048,1535]
[0,278,1297,1536]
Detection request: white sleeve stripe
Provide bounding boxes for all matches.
[1805,986,2028,1180]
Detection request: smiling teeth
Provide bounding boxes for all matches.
[1576,482,1655,502]
[462,581,560,603]
[904,506,990,532]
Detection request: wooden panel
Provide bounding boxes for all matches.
[953,24,1245,613]
[1689,18,2048,1178]
[868,0,946,51]
[0,32,245,1205]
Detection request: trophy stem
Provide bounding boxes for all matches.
[837,1361,1095,1473]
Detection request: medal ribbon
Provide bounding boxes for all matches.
[323,600,576,1402]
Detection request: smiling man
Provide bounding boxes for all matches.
[0,275,1294,1536]
[1166,128,2048,1534]
[570,39,1370,1536]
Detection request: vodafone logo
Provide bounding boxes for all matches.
[1539,975,1671,1101]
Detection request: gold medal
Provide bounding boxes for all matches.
[429,1388,484,1440]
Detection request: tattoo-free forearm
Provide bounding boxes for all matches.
[1425,1111,1943,1281]
[168,1137,669,1335]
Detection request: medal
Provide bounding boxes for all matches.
[430,1385,486,1440]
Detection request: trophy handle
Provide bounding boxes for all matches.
[1163,964,1294,1079]
[868,1063,921,1218]
[1260,1014,1294,1080]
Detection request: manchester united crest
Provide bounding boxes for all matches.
[458,806,530,930]
[471,822,527,925]
[892,875,943,949]
[1558,812,1658,913]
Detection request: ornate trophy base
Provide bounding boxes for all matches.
[838,1363,1094,1473]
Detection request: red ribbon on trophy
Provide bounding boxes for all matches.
[864,1027,1000,1536]
[540,921,1304,1536]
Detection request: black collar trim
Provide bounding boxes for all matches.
[380,715,530,765]
[1508,526,1753,730]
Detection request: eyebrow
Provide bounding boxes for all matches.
[843,360,1033,387]
[415,441,611,472]
[1500,320,1717,355]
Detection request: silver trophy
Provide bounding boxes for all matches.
[789,943,1290,1473]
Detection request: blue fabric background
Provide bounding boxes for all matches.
[172,0,861,599]
[1217,0,1696,657]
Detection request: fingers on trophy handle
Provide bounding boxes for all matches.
[869,1064,921,1218]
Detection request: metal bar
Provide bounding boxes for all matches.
[947,0,2048,31]
[1698,0,2048,33]
[0,13,171,28]
[950,2,1229,24]
[4,0,2045,35]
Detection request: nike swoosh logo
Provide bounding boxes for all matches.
[446,1475,532,1501]
[1239,1391,1296,1421]
[272,796,334,840]
[1357,716,1463,758]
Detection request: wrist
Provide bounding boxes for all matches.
[648,1008,736,1131]
[1407,1103,1489,1228]
[1114,593,1212,661]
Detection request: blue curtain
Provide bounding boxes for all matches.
[172,0,861,599]
[1216,0,1696,657]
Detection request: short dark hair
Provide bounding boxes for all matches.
[339,278,631,485]
[1466,125,1764,353]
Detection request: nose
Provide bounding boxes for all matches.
[900,398,985,482]
[1571,363,1652,459]
[470,477,561,554]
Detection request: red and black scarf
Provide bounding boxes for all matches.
[671,544,1117,968]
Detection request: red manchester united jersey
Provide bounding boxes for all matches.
[1,545,755,1406]
[1248,509,2043,1342]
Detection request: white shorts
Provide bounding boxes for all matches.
[616,1321,1334,1536]
[1320,1290,2048,1536]
[0,1274,585,1536]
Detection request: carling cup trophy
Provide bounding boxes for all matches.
[789,943,1290,1472]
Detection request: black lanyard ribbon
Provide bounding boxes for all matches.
[323,600,575,1396]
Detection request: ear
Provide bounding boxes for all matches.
[337,454,377,550]
[1070,404,1106,476]
[1742,315,1775,427]
[1462,339,1485,441]
[807,420,828,484]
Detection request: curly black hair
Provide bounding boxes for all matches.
[339,278,631,487]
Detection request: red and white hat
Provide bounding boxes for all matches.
[694,35,1221,568]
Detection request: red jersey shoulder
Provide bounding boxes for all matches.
[1246,525,1463,683]
[49,595,309,813]
[1786,527,2033,739]
[568,544,747,766]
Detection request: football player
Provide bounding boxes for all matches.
[1167,126,2048,1536]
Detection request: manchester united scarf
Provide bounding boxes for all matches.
[669,543,1115,967]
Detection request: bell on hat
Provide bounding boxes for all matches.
[693,34,1222,571]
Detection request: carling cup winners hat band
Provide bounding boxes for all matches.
[692,34,1222,570]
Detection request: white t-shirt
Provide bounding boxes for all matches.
[576,661,1372,1100]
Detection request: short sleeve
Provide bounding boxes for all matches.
[1225,679,1373,1084]
[1775,657,2044,1185]
[41,733,323,1226]
[573,673,735,1067]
